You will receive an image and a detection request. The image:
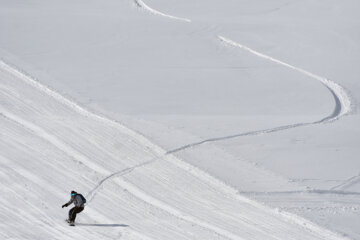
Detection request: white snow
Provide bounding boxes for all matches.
[0,0,359,239]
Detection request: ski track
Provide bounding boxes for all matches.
[218,35,351,119]
[86,158,158,202]
[133,0,191,23]
[330,173,360,191]
[0,60,352,240]
[167,36,352,154]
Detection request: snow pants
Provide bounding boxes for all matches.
[69,206,84,222]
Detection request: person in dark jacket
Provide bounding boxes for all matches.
[62,190,86,226]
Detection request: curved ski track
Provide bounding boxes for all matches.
[0,59,350,239]
[167,37,351,154]
[218,36,351,120]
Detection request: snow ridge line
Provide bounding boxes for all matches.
[0,60,350,240]
[0,60,166,158]
[134,0,191,22]
[0,109,110,176]
[114,178,246,240]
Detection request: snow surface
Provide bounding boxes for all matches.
[1,0,360,239]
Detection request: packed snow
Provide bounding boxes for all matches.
[1,0,359,239]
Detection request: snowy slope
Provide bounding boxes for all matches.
[0,59,350,240]
[1,0,360,239]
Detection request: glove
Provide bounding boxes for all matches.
[62,204,67,208]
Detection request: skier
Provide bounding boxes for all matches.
[62,190,86,226]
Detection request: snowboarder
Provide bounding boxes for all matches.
[62,190,86,226]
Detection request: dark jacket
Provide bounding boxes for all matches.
[65,194,86,208]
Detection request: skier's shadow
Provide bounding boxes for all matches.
[77,223,129,227]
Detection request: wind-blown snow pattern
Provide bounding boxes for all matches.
[134,0,191,22]
[0,60,351,239]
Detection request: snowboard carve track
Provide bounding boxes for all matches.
[330,173,360,191]
[86,158,158,202]
[166,36,352,154]
[218,35,352,120]
[134,0,191,23]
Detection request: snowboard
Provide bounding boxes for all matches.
[65,219,75,226]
